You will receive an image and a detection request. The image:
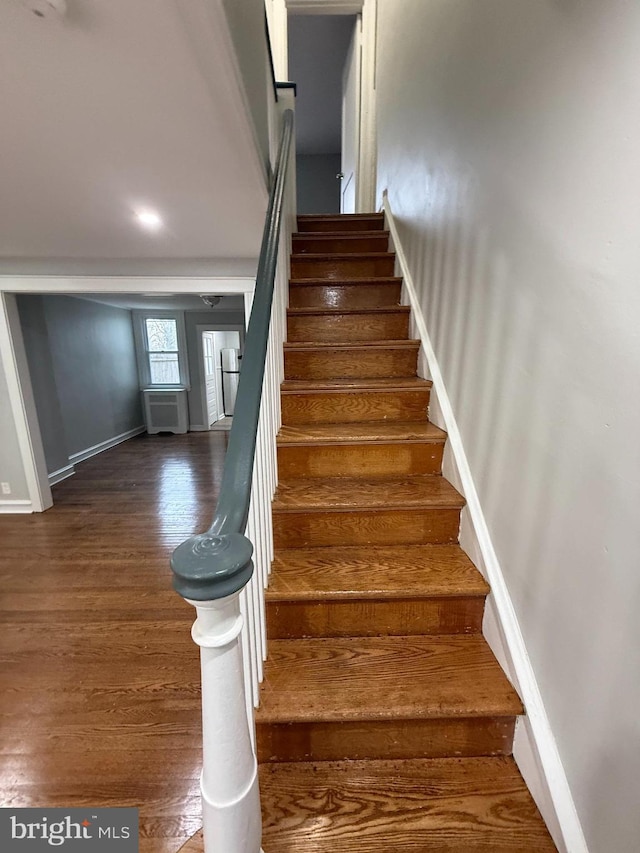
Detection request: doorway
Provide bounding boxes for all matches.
[199,328,242,431]
[288,14,357,214]
[275,0,377,214]
[0,283,254,513]
[202,331,219,426]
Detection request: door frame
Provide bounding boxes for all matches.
[0,277,254,512]
[270,0,377,212]
[196,324,245,430]
[201,331,219,427]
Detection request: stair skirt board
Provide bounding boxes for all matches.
[383,193,587,853]
[257,207,562,852]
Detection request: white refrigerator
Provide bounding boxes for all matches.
[221,348,241,416]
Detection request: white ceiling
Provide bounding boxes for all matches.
[288,14,356,155]
[0,0,268,271]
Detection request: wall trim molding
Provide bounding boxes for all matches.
[69,426,145,466]
[383,192,588,853]
[189,424,210,432]
[48,464,75,486]
[0,499,33,514]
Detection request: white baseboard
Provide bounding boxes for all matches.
[383,193,588,853]
[0,499,33,514]
[69,426,145,465]
[48,463,75,486]
[189,424,210,432]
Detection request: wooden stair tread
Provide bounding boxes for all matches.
[291,252,395,261]
[289,276,402,286]
[260,757,557,853]
[297,214,384,223]
[282,377,431,392]
[277,421,446,445]
[284,339,419,351]
[273,476,464,511]
[268,544,489,599]
[288,305,409,316]
[292,230,390,239]
[256,635,523,723]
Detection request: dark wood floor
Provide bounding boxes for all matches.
[0,432,228,853]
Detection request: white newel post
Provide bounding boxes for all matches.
[187,592,262,853]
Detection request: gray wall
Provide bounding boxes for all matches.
[17,296,69,475]
[288,15,355,154]
[297,154,342,214]
[17,295,143,471]
[185,311,245,427]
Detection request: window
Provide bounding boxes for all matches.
[134,312,189,388]
[145,318,180,384]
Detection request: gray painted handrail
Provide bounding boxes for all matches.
[171,109,294,601]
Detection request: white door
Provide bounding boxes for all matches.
[202,332,219,426]
[341,16,362,214]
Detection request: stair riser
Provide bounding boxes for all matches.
[288,312,409,343]
[289,281,402,310]
[273,508,461,548]
[293,235,389,254]
[281,389,430,425]
[277,442,444,478]
[257,716,516,763]
[266,596,486,639]
[297,216,384,233]
[284,348,418,380]
[291,256,396,279]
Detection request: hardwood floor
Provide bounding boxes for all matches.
[0,432,227,853]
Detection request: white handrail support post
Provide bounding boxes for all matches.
[187,593,262,853]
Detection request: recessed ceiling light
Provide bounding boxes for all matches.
[135,209,163,231]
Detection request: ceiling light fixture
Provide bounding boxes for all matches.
[201,295,221,308]
[135,209,163,231]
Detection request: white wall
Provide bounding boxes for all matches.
[376,2,640,852]
[222,0,272,172]
[0,354,29,501]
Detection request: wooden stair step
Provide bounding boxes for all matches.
[256,635,523,761]
[272,475,464,548]
[268,544,488,598]
[288,306,410,343]
[273,475,464,511]
[277,420,446,445]
[266,544,489,638]
[260,757,558,852]
[291,253,396,279]
[297,213,385,232]
[289,277,402,309]
[277,420,446,477]
[284,340,420,380]
[292,231,390,254]
[281,377,431,425]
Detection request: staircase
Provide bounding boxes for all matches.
[257,213,557,852]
